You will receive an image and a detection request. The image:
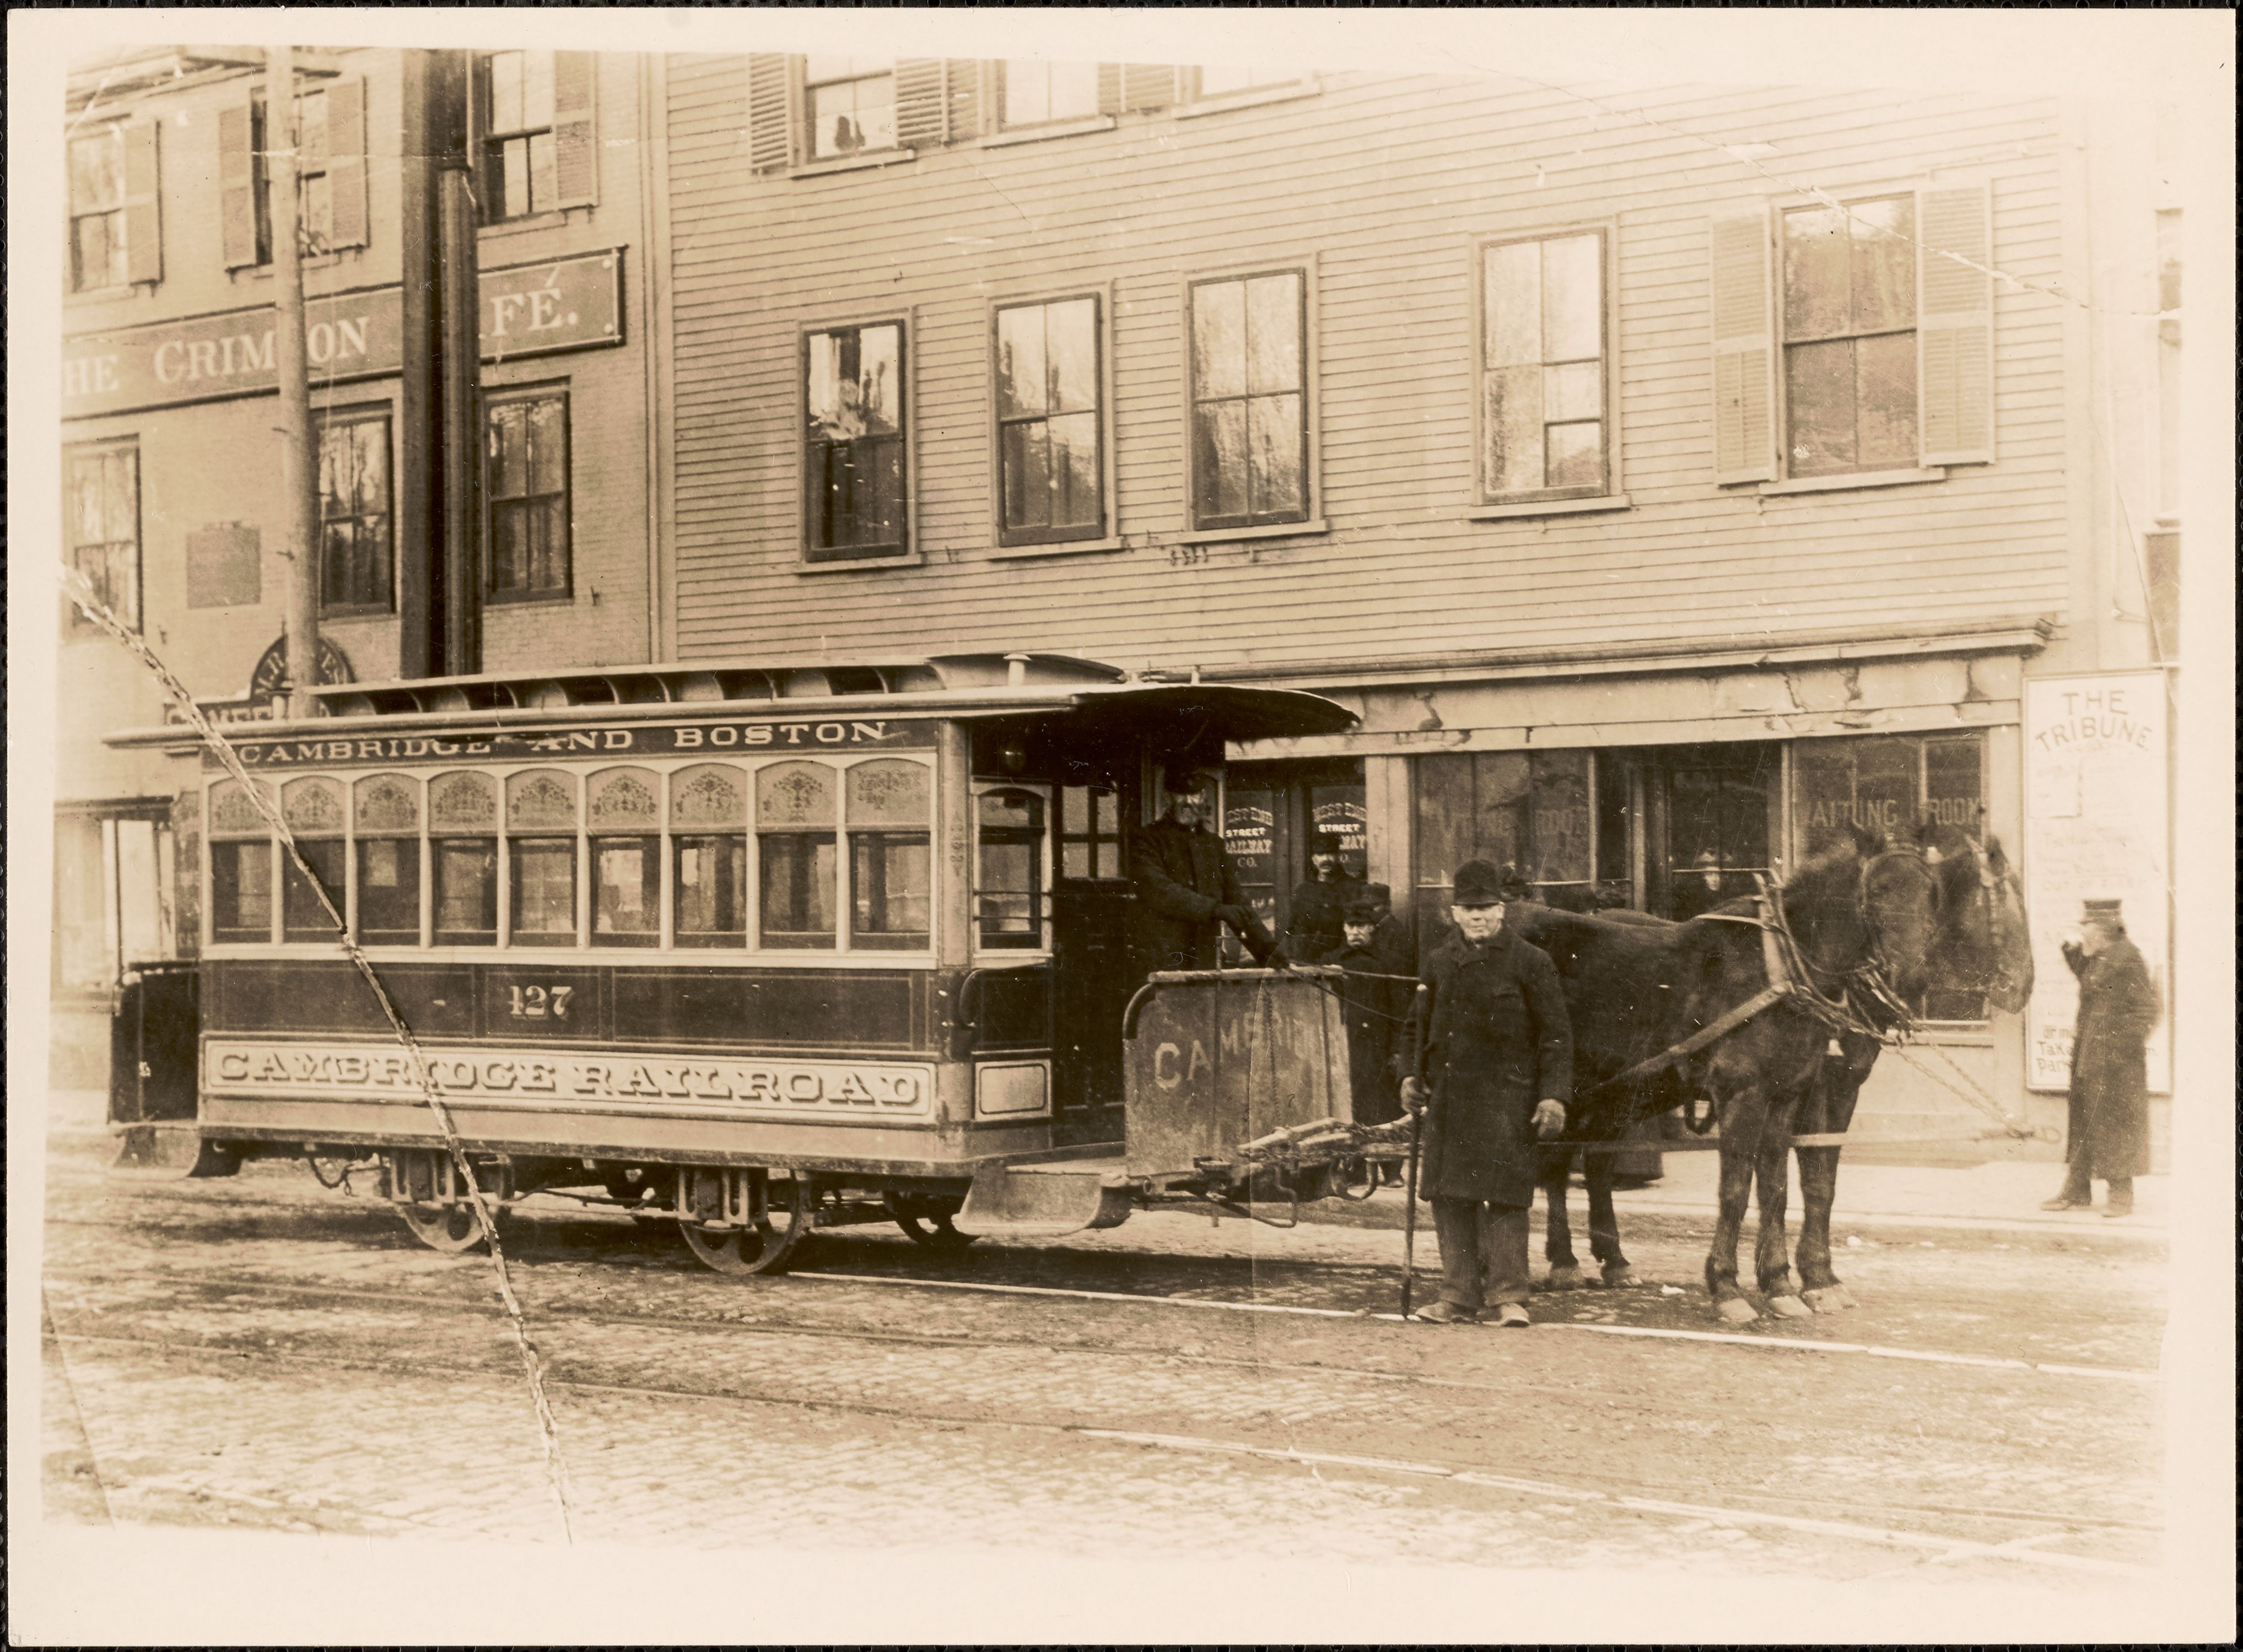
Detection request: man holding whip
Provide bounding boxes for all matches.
[1398,860,1574,1326]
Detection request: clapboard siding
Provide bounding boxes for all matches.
[662,59,2072,667]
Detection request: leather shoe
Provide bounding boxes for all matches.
[1413,1299,1476,1324]
[2040,1195,2091,1211]
[1490,1303,1532,1329]
[2102,1202,2134,1219]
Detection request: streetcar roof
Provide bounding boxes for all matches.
[103,652,1357,751]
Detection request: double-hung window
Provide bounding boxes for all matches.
[66,442,141,631]
[475,52,599,219]
[69,129,129,291]
[354,775,424,946]
[486,390,571,598]
[220,83,367,269]
[1479,230,1611,501]
[1187,269,1310,531]
[994,295,1105,546]
[804,57,897,159]
[317,413,393,613]
[506,771,580,947]
[804,321,908,563]
[1711,183,1995,485]
[1780,196,1917,477]
[279,779,348,943]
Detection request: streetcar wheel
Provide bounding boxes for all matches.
[399,1202,491,1254]
[893,1212,977,1250]
[680,1173,810,1276]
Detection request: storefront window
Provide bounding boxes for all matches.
[1792,732,1987,1019]
[1415,750,1619,949]
[1664,749,1776,921]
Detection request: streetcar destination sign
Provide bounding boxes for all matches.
[204,1040,936,1121]
[202,716,937,769]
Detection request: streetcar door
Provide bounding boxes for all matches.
[1048,781,1132,1140]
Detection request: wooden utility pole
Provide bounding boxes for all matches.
[268,44,322,719]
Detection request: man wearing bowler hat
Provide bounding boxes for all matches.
[1282,829,1365,963]
[1400,860,1574,1326]
[2042,898,2161,1217]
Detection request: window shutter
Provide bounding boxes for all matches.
[895,59,946,149]
[747,53,795,172]
[551,52,599,208]
[219,98,260,268]
[1097,64,1123,117]
[945,60,983,143]
[122,120,163,285]
[1708,207,1776,484]
[1917,181,1995,467]
[1122,64,1180,112]
[325,76,369,249]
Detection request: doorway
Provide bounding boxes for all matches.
[1221,758,1366,958]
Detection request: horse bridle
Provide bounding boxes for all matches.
[1776,844,1944,1030]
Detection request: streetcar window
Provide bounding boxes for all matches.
[353,774,422,946]
[211,840,276,943]
[506,771,580,947]
[977,788,1045,949]
[671,764,748,948]
[431,772,499,946]
[846,760,930,950]
[434,841,498,946]
[592,838,660,947]
[851,835,929,949]
[510,839,579,944]
[279,779,347,943]
[281,840,348,943]
[208,779,276,944]
[674,835,747,947]
[758,762,837,949]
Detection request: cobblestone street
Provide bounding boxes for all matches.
[36,1127,2167,1595]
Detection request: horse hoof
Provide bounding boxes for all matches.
[1803,1286,1857,1313]
[1714,1296,1759,1325]
[1766,1294,1814,1319]
[1598,1265,1641,1289]
[1543,1265,1588,1292]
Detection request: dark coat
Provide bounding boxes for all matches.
[1369,911,1417,987]
[1320,938,1403,1124]
[2064,935,2159,1179]
[1131,814,1247,973]
[1411,927,1573,1207]
[1283,871,1364,962]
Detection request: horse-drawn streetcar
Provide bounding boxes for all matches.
[106,652,1382,1273]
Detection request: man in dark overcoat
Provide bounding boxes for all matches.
[1320,894,1404,1127]
[2042,898,2160,1218]
[1131,768,1279,975]
[1282,832,1363,962]
[1400,860,1574,1326]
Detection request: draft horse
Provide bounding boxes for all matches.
[1508,820,2025,1322]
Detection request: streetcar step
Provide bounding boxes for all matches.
[955,1156,1135,1239]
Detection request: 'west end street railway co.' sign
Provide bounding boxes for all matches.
[62,249,623,421]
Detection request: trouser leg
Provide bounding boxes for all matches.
[2105,1174,2134,1207]
[1480,1202,1533,1307]
[2057,1153,2091,1201]
[1431,1198,1486,1311]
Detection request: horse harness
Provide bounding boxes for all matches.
[1580,849,1935,1131]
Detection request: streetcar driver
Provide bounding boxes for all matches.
[1400,859,1573,1327]
[1132,766,1282,975]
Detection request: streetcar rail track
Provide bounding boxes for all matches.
[40,1320,2158,1574]
[41,1268,2162,1537]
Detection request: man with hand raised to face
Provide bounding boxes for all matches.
[1400,860,1573,1327]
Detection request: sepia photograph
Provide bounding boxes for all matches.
[8,8,2234,1644]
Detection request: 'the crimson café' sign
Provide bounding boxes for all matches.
[61,249,624,420]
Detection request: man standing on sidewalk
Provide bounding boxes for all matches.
[2042,898,2161,1218]
[1401,860,1573,1326]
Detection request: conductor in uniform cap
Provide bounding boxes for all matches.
[1320,893,1405,1130]
[2042,898,2160,1217]
[1400,860,1573,1326]
[1132,766,1280,974]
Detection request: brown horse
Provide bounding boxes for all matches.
[1509,821,2010,1322]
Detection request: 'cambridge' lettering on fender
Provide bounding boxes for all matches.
[204,1041,936,1120]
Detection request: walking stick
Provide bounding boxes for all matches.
[1399,981,1430,1319]
[1400,1093,1425,1318]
